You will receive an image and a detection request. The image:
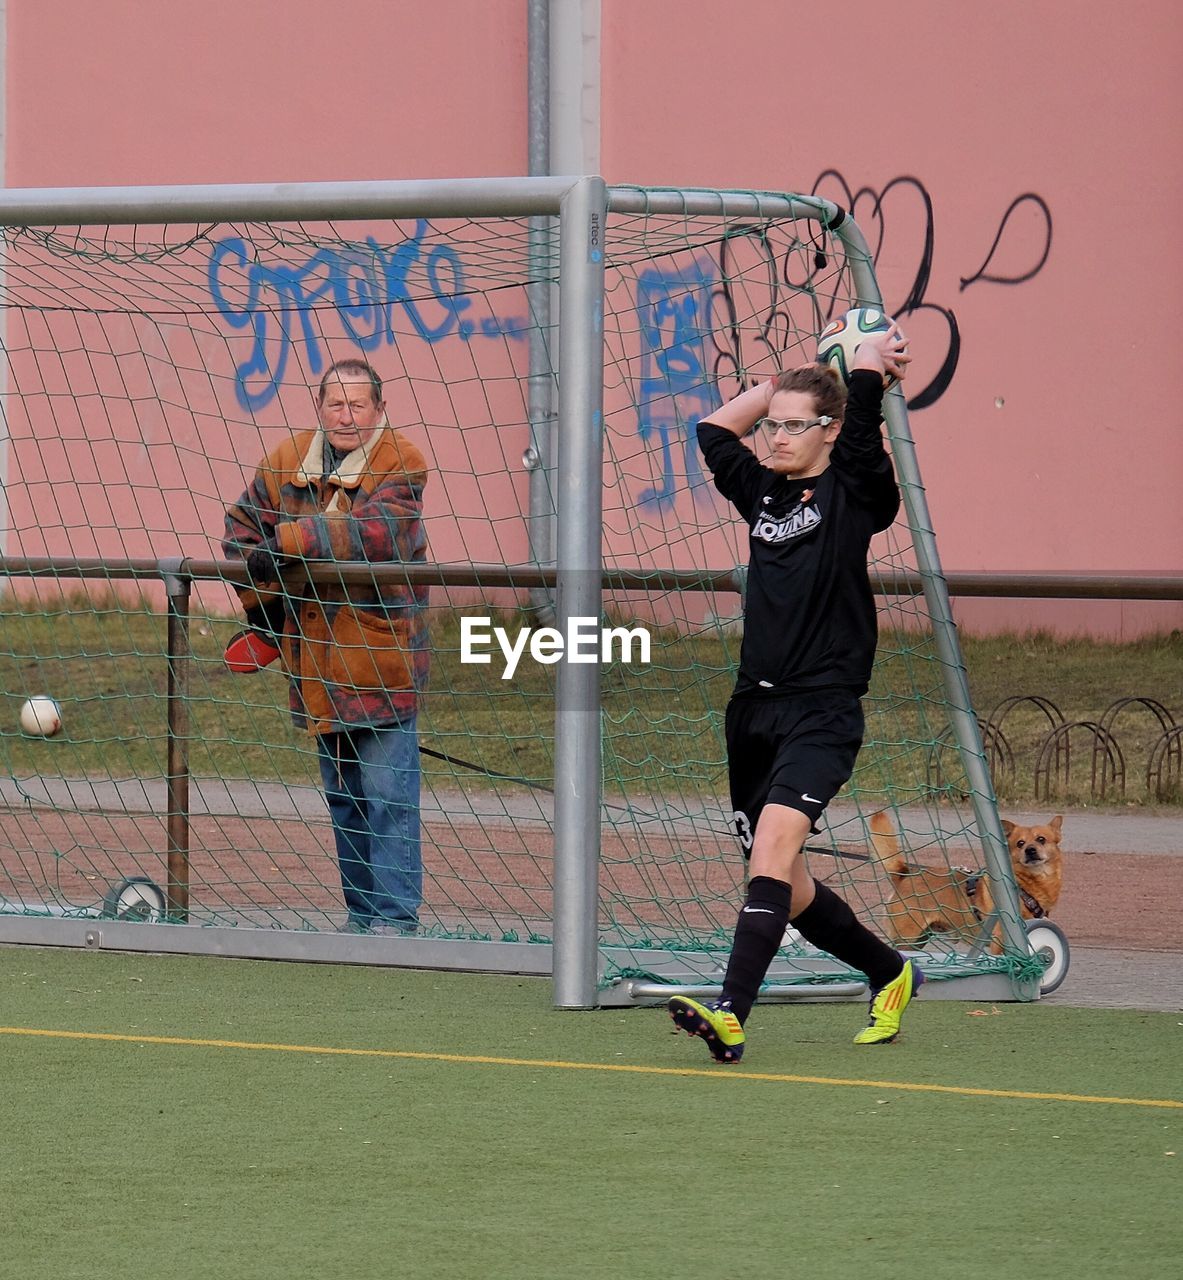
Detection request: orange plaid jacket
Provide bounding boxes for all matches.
[224,423,429,734]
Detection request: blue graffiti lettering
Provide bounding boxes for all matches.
[207,220,526,411]
[635,260,720,509]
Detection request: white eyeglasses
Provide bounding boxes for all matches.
[757,415,835,437]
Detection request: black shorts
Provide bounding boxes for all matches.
[725,688,864,854]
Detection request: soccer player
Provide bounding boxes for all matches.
[668,325,921,1062]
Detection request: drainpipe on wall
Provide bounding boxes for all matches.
[526,1,601,624]
[0,0,9,571]
[525,0,556,623]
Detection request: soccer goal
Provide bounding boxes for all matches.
[0,177,1041,1007]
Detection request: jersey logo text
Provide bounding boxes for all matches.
[751,503,822,544]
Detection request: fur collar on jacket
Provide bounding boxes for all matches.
[292,415,392,491]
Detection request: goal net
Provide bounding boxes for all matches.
[0,179,1040,1003]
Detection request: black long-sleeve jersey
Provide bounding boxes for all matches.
[697,369,901,700]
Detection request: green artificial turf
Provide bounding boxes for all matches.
[3,947,1179,1280]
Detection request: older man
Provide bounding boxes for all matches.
[224,358,429,934]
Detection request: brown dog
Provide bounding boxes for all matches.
[869,812,1064,952]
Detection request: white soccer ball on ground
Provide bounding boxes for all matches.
[19,696,63,737]
[816,306,897,386]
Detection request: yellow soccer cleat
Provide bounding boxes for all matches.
[853,958,925,1045]
[668,996,746,1063]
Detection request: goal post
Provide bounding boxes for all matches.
[0,176,1040,1009]
[831,205,1031,970]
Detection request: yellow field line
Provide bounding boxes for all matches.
[2,1025,1179,1110]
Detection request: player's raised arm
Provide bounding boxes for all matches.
[699,378,777,438]
[696,378,780,518]
[829,323,909,530]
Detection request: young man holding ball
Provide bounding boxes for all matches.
[669,324,921,1062]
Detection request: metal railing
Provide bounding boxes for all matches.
[4,554,1181,921]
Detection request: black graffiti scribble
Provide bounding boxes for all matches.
[710,223,803,391]
[960,194,1053,290]
[703,172,1049,411]
[708,221,831,397]
[905,306,962,411]
[813,170,963,410]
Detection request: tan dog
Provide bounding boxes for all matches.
[869,812,1064,952]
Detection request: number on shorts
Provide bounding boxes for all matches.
[732,809,754,850]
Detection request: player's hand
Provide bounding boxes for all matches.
[854,322,911,383]
[243,539,291,584]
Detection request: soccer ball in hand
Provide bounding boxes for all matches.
[816,306,897,386]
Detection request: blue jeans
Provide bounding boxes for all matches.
[316,719,422,928]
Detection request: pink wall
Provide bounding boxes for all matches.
[4,0,537,615]
[7,0,528,185]
[4,0,1181,635]
[601,0,1183,635]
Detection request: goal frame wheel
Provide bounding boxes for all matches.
[101,876,167,924]
[1025,918,1070,995]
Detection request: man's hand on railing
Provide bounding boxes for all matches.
[242,540,292,584]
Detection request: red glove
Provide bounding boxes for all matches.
[223,600,286,674]
[224,629,282,674]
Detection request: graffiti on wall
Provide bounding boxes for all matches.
[201,184,1053,510]
[634,260,720,507]
[207,219,528,412]
[959,192,1053,289]
[634,171,1053,506]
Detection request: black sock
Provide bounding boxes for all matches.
[792,878,903,990]
[720,876,792,1025]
